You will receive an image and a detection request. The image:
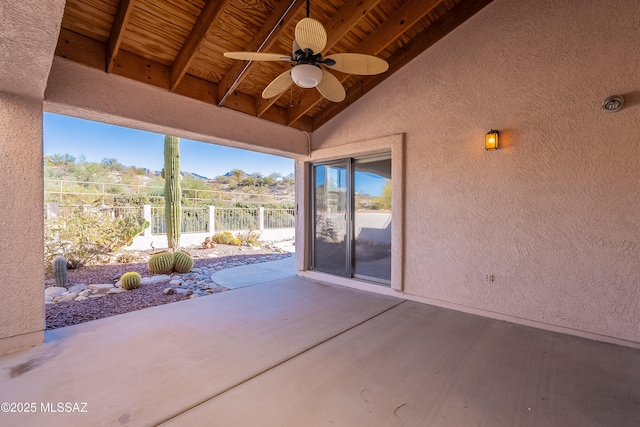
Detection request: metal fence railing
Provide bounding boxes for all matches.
[264,208,295,229]
[151,207,209,235]
[215,208,259,231]
[46,204,294,236]
[181,207,209,233]
[151,207,166,234]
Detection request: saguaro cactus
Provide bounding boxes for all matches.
[53,255,67,287]
[164,135,181,249]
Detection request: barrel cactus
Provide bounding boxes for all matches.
[53,255,67,287]
[120,272,141,290]
[174,250,194,273]
[148,251,175,274]
[213,231,235,245]
[164,135,181,250]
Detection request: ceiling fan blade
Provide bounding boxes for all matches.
[224,52,292,62]
[316,69,345,102]
[325,53,389,75]
[262,70,294,99]
[294,18,327,54]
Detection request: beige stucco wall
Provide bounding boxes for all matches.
[0,93,45,353]
[0,0,65,99]
[45,58,309,158]
[312,0,640,344]
[0,0,63,354]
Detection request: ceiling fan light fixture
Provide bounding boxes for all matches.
[291,64,323,88]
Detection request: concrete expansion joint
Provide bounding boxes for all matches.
[156,299,406,425]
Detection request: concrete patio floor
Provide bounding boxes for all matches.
[1,275,639,426]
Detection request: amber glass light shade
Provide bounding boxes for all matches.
[485,130,499,150]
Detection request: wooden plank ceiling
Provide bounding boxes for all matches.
[55,0,493,131]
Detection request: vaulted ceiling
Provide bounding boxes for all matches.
[55,0,493,131]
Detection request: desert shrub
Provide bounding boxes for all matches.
[236,230,261,247]
[44,208,149,271]
[116,251,141,264]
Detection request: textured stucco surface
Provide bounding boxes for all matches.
[0,93,45,347]
[0,0,65,99]
[45,58,309,158]
[312,0,640,343]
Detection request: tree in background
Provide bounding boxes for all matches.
[164,135,181,250]
[374,180,392,210]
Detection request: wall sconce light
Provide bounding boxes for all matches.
[485,130,499,150]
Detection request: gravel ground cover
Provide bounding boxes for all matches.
[44,245,291,330]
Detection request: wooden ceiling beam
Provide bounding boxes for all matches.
[256,0,384,118]
[312,0,496,130]
[170,0,229,92]
[106,0,136,73]
[55,28,299,128]
[287,0,445,125]
[322,0,386,55]
[218,0,306,107]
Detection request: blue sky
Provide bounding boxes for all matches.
[44,113,386,195]
[43,113,294,179]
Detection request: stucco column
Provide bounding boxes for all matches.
[0,93,45,355]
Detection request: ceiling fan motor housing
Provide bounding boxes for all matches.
[292,64,323,88]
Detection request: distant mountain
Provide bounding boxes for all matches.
[189,172,209,180]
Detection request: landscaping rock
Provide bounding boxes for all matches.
[45,287,67,298]
[62,292,79,300]
[140,275,171,285]
[68,284,87,294]
[88,284,115,294]
[44,249,293,329]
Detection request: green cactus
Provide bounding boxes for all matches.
[53,255,67,287]
[164,135,181,250]
[174,250,194,273]
[120,272,141,290]
[148,251,175,274]
[212,231,238,245]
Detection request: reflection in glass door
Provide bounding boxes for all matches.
[311,155,392,285]
[353,158,392,284]
[312,162,349,276]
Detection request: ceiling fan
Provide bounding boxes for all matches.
[223,0,389,103]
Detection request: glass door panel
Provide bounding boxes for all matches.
[312,162,349,276]
[353,158,392,284]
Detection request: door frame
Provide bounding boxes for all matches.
[296,133,405,293]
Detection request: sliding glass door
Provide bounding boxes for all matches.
[311,155,391,285]
[312,161,349,276]
[353,158,392,283]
